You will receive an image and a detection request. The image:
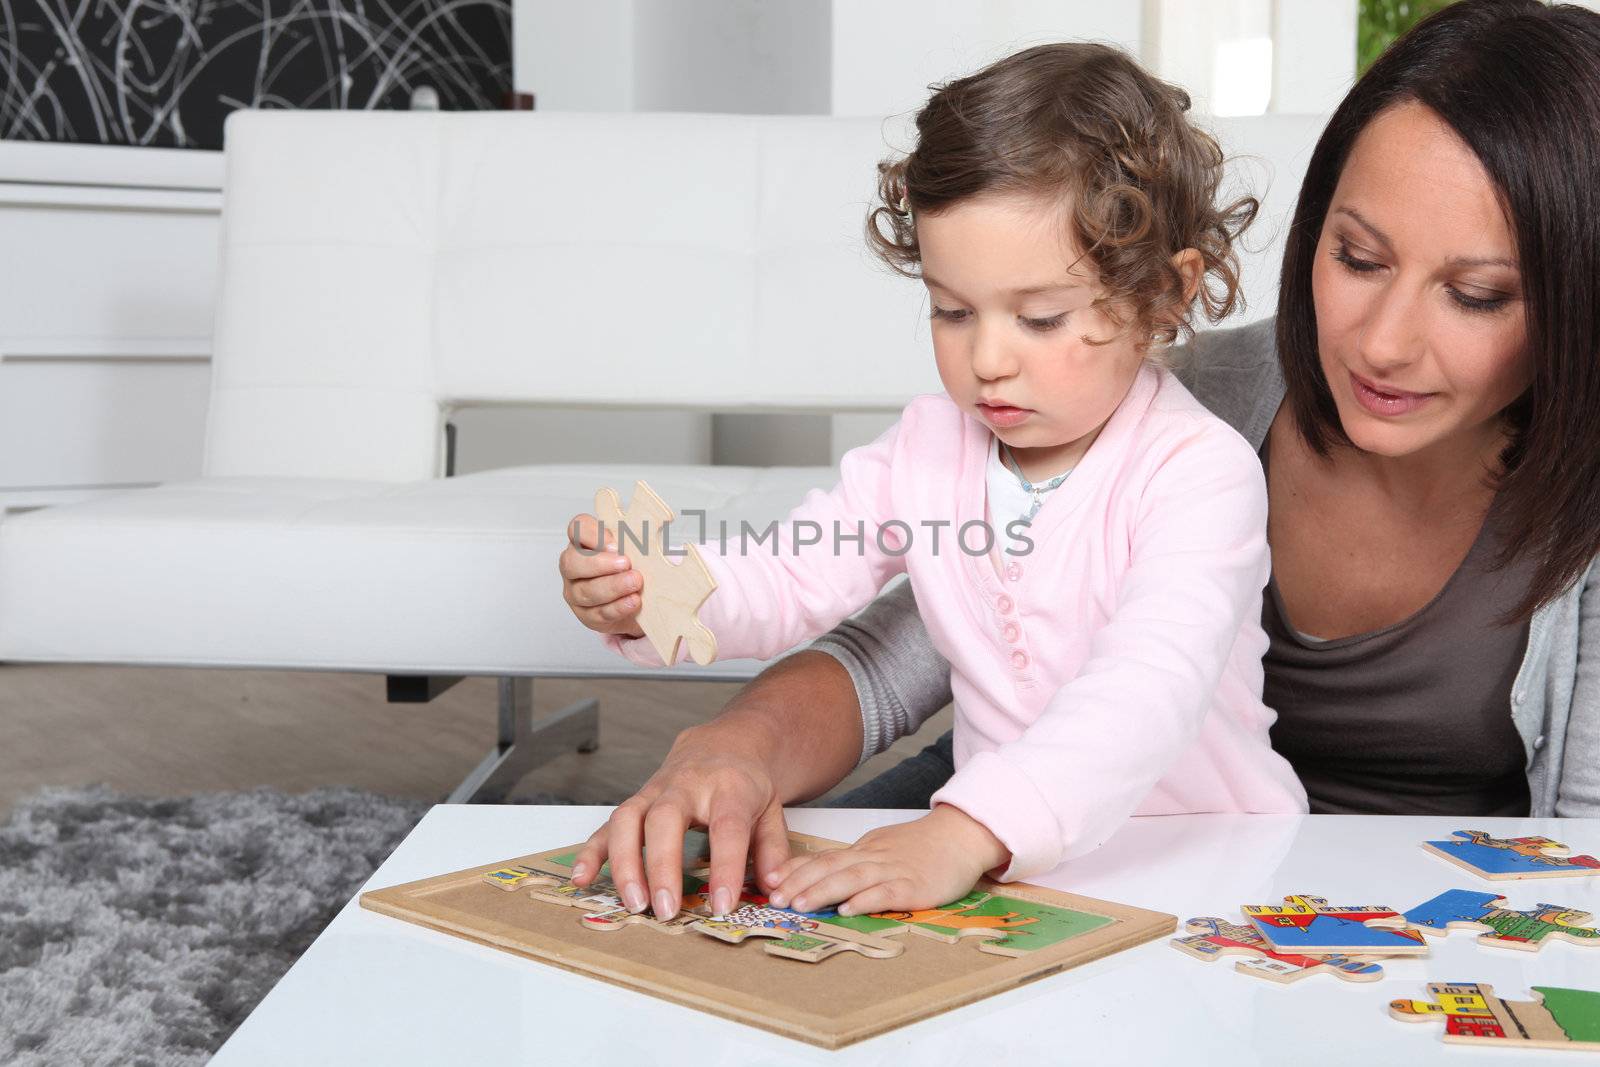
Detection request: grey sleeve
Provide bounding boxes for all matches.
[1558,561,1600,816]
[806,577,954,766]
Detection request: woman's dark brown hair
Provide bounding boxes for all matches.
[866,42,1257,349]
[1277,0,1600,620]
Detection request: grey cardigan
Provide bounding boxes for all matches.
[811,318,1600,817]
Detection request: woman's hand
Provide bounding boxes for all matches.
[569,721,795,922]
[560,513,645,638]
[766,805,1011,916]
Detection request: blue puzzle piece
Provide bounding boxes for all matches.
[1395,889,1504,932]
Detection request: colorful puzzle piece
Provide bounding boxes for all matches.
[1390,982,1600,1050]
[875,891,1114,957]
[1243,894,1428,955]
[481,865,543,892]
[594,480,718,666]
[1423,829,1600,881]
[495,852,1117,964]
[1369,888,1600,953]
[694,903,904,961]
[1170,916,1387,984]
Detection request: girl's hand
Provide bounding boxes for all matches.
[766,805,1011,916]
[560,513,645,638]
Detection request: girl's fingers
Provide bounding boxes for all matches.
[789,862,891,914]
[560,544,632,583]
[566,513,614,551]
[768,849,852,909]
[763,855,819,901]
[838,878,915,918]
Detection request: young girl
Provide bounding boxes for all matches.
[563,42,1307,917]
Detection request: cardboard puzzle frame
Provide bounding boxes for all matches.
[359,831,1177,1048]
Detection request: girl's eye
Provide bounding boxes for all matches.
[1020,312,1068,332]
[1331,240,1382,275]
[929,305,969,323]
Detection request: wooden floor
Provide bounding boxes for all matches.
[0,663,952,822]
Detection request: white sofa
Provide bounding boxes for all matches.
[0,109,1322,799]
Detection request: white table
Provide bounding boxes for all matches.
[214,808,1600,1065]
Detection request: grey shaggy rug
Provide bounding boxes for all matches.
[0,785,571,1067]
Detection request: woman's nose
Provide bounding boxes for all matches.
[1356,280,1423,373]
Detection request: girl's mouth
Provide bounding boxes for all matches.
[1349,372,1434,417]
[977,402,1033,428]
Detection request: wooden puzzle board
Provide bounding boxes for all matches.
[359,831,1176,1048]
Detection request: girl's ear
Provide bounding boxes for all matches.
[1171,248,1204,308]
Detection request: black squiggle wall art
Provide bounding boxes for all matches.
[0,0,513,150]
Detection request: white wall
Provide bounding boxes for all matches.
[830,1,1143,117]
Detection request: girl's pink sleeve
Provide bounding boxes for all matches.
[605,405,919,667]
[931,424,1276,880]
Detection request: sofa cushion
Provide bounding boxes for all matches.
[0,465,849,677]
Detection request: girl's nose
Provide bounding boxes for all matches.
[969,319,1018,381]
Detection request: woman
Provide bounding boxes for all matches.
[558,0,1600,921]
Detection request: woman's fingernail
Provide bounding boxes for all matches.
[712,887,732,917]
[764,871,781,887]
[838,903,854,917]
[622,883,648,913]
[571,861,589,881]
[769,892,787,909]
[655,889,676,920]
[793,897,808,912]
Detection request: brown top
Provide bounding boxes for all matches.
[1261,439,1533,816]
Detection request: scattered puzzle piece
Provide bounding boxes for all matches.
[1423,829,1600,881]
[1369,888,1600,953]
[1243,894,1429,955]
[1390,982,1600,1050]
[1170,916,1387,984]
[594,480,718,666]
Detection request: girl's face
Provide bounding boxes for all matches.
[915,190,1147,475]
[1311,101,1529,462]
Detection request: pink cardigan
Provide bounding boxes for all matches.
[607,364,1308,879]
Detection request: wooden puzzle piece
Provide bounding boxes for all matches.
[864,890,1114,958]
[1423,829,1600,881]
[1368,888,1600,953]
[693,903,904,961]
[1243,894,1428,955]
[523,870,713,936]
[1170,916,1387,984]
[594,480,718,666]
[493,853,1121,964]
[481,864,544,892]
[1390,982,1600,1050]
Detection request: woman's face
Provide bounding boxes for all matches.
[1311,101,1529,461]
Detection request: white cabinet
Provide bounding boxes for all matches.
[0,141,223,516]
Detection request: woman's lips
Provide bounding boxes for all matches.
[1349,372,1434,417]
[977,402,1033,428]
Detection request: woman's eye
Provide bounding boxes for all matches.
[1447,287,1511,314]
[1331,241,1382,275]
[929,305,969,323]
[1020,312,1069,332]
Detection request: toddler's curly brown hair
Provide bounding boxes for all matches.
[866,42,1257,351]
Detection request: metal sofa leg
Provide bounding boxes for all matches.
[447,677,600,804]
